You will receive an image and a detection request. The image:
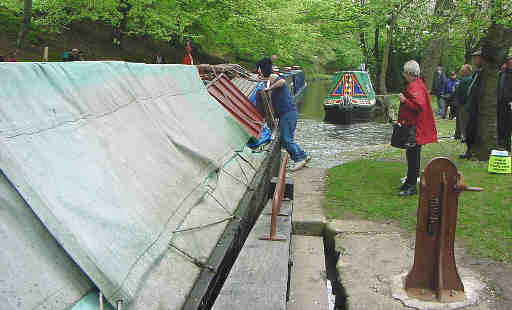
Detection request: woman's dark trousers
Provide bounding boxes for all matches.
[406,145,422,186]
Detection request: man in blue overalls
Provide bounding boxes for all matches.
[264,74,311,171]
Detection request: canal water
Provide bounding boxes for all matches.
[295,79,393,169]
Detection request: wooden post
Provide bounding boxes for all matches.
[260,153,288,241]
[43,46,48,61]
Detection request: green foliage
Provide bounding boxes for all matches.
[1,0,510,79]
[0,6,22,35]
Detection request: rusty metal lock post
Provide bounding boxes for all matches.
[405,158,482,303]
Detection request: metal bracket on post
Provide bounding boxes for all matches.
[260,153,289,242]
[405,158,483,303]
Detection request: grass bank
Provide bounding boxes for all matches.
[326,115,512,262]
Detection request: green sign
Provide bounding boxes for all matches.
[488,156,511,174]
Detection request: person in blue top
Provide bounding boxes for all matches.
[264,74,311,171]
[441,71,457,119]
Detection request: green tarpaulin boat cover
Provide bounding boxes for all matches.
[0,62,266,309]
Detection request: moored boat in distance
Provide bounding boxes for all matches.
[323,71,376,124]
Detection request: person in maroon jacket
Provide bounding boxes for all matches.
[398,60,438,196]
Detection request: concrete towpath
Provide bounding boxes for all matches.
[327,220,492,310]
[288,168,329,310]
[215,160,507,310]
[290,167,327,236]
[289,166,501,310]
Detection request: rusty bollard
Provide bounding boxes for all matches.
[405,158,482,302]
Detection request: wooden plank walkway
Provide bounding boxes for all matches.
[212,200,292,310]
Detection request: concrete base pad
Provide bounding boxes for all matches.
[331,219,490,310]
[391,271,486,310]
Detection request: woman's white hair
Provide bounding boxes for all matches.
[403,60,421,77]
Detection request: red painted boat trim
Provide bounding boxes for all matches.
[207,74,264,138]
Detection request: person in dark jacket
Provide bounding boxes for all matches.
[441,71,457,119]
[432,66,447,116]
[497,56,512,152]
[460,49,486,159]
[454,64,473,140]
[398,60,438,196]
[256,55,277,78]
[264,73,311,171]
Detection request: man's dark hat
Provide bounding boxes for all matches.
[471,49,482,56]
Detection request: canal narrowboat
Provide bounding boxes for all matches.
[1,61,280,310]
[323,71,376,124]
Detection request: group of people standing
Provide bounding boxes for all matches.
[397,51,512,196]
[433,67,458,120]
[434,50,512,158]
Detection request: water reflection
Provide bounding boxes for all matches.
[296,79,392,168]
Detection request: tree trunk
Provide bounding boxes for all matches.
[360,31,368,69]
[421,0,452,92]
[422,38,443,91]
[359,0,368,70]
[473,23,512,160]
[378,15,395,94]
[16,0,33,48]
[116,0,132,58]
[373,26,380,90]
[464,49,472,64]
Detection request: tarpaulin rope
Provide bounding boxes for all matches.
[235,156,250,185]
[172,216,234,234]
[168,243,216,272]
[236,152,257,171]
[221,167,254,190]
[205,189,235,216]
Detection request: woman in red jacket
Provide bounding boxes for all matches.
[398,60,438,196]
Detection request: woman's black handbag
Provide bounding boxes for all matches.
[391,123,416,149]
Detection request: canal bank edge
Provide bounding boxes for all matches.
[183,140,281,310]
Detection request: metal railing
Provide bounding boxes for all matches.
[260,152,289,241]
